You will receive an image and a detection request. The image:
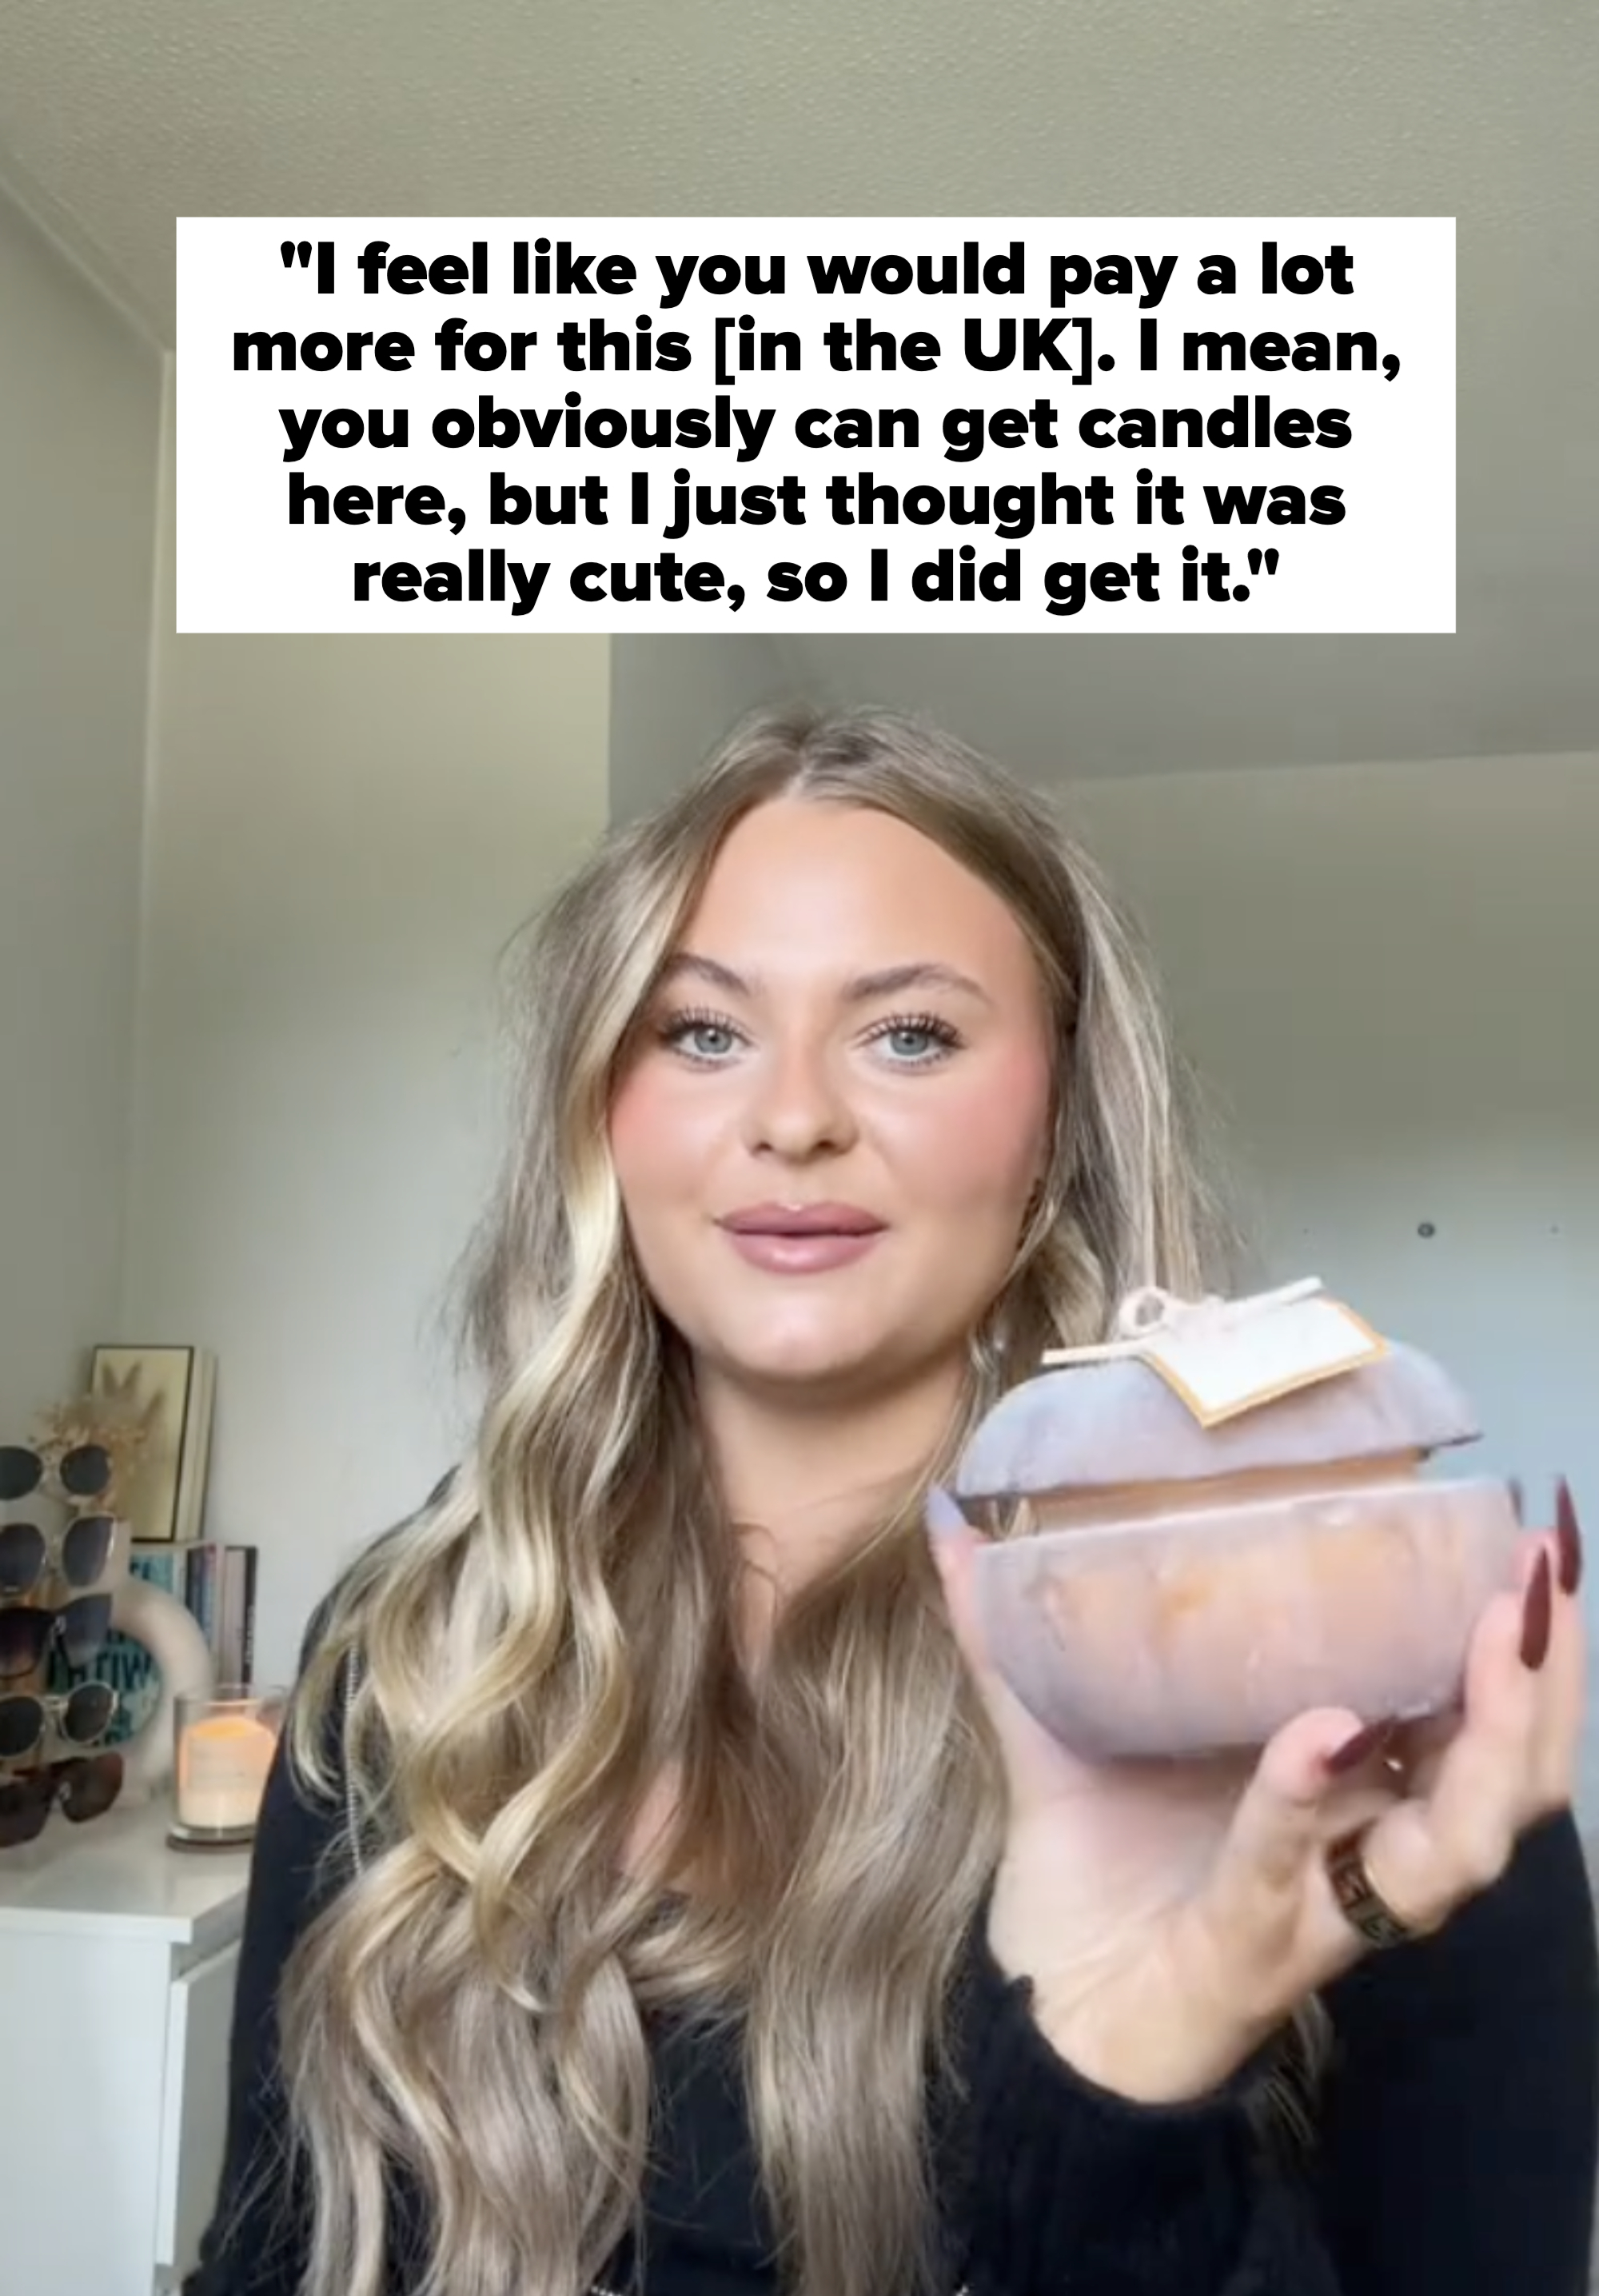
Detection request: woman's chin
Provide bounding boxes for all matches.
[704,1325,901,1396]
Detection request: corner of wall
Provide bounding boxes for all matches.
[0,150,167,353]
[118,357,176,1327]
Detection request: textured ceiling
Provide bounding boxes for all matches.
[3,0,1596,769]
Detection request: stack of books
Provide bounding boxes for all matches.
[131,1539,258,1683]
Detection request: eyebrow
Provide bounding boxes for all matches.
[657,953,993,1005]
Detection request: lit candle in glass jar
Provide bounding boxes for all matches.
[172,1690,283,1841]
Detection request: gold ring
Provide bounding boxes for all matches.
[1326,1827,1415,1951]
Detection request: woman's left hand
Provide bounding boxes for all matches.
[927,1482,1585,2105]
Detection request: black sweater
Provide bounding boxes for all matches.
[187,1723,1599,2296]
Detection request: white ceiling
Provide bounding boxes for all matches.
[4,0,1596,775]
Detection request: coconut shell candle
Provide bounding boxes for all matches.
[955,1287,1522,1760]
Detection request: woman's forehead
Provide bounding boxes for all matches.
[676,801,1038,987]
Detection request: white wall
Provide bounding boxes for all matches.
[1065,753,1599,1801]
[608,634,794,821]
[126,385,612,1678]
[0,188,161,1431]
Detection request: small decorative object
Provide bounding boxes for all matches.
[951,1278,1522,1761]
[169,1686,285,1847]
[113,1569,216,1799]
[86,1347,216,1546]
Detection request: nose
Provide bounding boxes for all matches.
[740,1036,859,1161]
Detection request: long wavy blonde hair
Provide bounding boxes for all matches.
[281,706,1234,2296]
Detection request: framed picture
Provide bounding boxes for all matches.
[89,1346,216,1546]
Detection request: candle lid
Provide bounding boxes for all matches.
[955,1323,1478,1502]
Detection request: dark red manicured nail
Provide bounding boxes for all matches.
[1556,1478,1583,1597]
[1521,1551,1553,1671]
[1325,1721,1389,1775]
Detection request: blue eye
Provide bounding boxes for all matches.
[868,1014,963,1064]
[659,1008,743,1063]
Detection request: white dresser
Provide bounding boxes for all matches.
[0,1799,251,2296]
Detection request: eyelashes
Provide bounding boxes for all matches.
[656,1007,740,1061]
[656,1005,964,1068]
[867,1012,963,1061]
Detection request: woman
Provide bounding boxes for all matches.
[190,708,1597,2296]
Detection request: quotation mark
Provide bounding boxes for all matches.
[1246,547,1281,577]
[280,239,335,290]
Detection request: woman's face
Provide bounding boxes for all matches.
[608,799,1056,1404]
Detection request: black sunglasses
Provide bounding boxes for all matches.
[0,1683,118,1763]
[0,1595,114,1682]
[0,1444,113,1505]
[0,1514,116,1598]
[0,1751,123,1847]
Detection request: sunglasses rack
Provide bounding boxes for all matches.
[0,1439,126,1849]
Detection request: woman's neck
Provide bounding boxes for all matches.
[696,1356,966,1608]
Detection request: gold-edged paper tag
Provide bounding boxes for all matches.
[1041,1278,1389,1428]
[1138,1292,1386,1426]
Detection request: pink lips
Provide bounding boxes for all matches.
[721,1203,884,1236]
[718,1201,886,1274]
